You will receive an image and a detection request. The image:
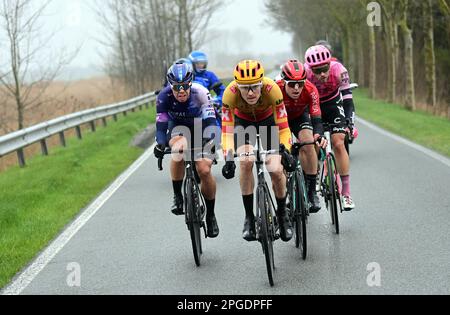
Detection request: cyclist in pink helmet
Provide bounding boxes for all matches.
[305,45,332,68]
[304,45,356,211]
[314,41,359,142]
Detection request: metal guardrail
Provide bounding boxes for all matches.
[0,92,156,167]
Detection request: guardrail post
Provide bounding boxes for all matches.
[102,118,107,127]
[139,105,143,111]
[123,111,128,117]
[40,139,49,156]
[59,131,66,147]
[17,149,26,167]
[131,107,135,113]
[145,102,149,109]
[113,114,118,122]
[76,126,82,139]
[90,121,96,132]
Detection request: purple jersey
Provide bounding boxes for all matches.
[156,83,216,145]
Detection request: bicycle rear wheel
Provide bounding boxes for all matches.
[185,178,202,266]
[327,156,340,235]
[257,185,275,287]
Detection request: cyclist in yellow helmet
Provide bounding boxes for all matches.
[221,60,295,242]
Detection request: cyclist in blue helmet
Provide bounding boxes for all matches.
[157,58,194,94]
[155,62,220,238]
[188,51,225,128]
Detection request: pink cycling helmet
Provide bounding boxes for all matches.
[305,45,332,67]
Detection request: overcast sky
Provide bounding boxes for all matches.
[3,0,294,78]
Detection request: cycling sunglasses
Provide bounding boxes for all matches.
[171,82,192,92]
[311,64,330,75]
[236,83,263,93]
[285,80,305,89]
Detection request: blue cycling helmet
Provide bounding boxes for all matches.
[175,58,193,72]
[166,62,194,85]
[188,51,208,73]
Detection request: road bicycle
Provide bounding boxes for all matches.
[158,148,209,267]
[235,134,281,287]
[287,141,316,260]
[318,124,344,235]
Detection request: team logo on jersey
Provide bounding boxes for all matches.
[266,84,273,93]
[222,107,232,122]
[277,107,288,119]
[338,106,345,118]
[230,85,238,94]
[341,72,350,84]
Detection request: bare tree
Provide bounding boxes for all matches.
[0,0,77,131]
[93,0,223,96]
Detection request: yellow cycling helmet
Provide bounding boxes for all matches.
[234,60,265,84]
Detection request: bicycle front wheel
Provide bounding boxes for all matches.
[327,156,340,235]
[295,171,308,260]
[185,178,202,266]
[257,185,275,287]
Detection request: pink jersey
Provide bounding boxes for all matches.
[305,61,352,104]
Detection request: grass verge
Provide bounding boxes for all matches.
[0,107,155,289]
[354,89,450,157]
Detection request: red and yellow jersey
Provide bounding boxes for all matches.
[221,77,292,153]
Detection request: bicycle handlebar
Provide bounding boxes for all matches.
[349,83,359,90]
[292,141,316,150]
[158,148,216,171]
[234,149,278,159]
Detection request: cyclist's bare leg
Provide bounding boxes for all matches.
[331,133,354,208]
[298,129,318,175]
[299,129,321,212]
[197,158,219,237]
[196,159,216,200]
[169,136,187,181]
[168,136,187,215]
[238,145,256,195]
[266,154,286,199]
[238,145,256,241]
[267,154,293,242]
[331,133,349,175]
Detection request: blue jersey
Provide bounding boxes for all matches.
[193,71,225,105]
[156,83,217,145]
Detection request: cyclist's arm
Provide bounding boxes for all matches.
[209,72,226,104]
[308,84,324,136]
[156,94,170,146]
[200,92,218,129]
[221,86,235,156]
[221,103,235,156]
[271,85,292,152]
[339,66,356,124]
